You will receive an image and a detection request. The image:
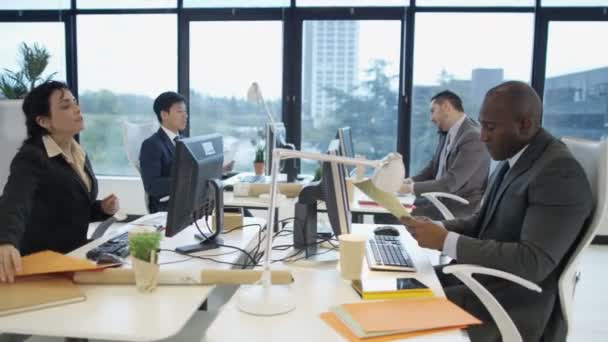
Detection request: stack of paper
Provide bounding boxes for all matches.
[351,277,433,300]
[321,298,481,341]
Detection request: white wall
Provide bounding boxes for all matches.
[0,100,26,192]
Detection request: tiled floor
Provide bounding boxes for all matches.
[16,244,608,342]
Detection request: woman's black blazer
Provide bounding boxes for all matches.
[0,136,109,255]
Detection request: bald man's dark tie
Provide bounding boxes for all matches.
[484,161,510,217]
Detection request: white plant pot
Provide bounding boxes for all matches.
[0,99,26,191]
[131,255,160,293]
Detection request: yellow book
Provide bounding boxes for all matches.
[351,277,433,300]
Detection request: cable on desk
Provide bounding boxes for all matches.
[159,249,253,268]
[194,218,258,266]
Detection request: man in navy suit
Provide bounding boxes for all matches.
[139,92,188,213]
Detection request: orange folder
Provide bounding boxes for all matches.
[320,312,467,342]
[17,250,104,277]
[341,297,480,334]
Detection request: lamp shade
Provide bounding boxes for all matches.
[247,82,261,102]
[371,152,405,193]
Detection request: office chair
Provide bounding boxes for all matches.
[121,120,159,212]
[558,136,607,338]
[441,137,607,342]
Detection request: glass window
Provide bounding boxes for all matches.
[410,13,533,174]
[543,22,608,140]
[77,14,177,176]
[301,20,401,174]
[297,0,406,6]
[189,21,282,173]
[0,23,66,97]
[416,0,532,5]
[542,0,608,6]
[0,0,69,9]
[77,0,176,9]
[184,0,288,7]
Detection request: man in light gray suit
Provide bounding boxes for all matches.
[401,90,490,220]
[402,81,593,342]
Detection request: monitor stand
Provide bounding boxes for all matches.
[175,179,225,254]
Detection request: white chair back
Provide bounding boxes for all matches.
[559,137,608,335]
[121,120,158,174]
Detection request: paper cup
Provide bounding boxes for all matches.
[338,234,367,280]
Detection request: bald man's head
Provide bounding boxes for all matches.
[478,81,542,161]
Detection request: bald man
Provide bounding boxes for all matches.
[401,81,592,342]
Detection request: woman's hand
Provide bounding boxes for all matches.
[101,193,120,216]
[0,244,22,283]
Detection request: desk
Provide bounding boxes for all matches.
[319,188,415,223]
[203,224,469,342]
[0,212,265,342]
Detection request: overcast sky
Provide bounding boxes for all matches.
[2,4,607,99]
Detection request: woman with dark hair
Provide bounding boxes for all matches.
[0,81,120,283]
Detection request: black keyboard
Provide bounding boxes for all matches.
[239,175,267,183]
[86,232,129,261]
[365,235,415,272]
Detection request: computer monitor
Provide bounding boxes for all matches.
[293,139,351,256]
[265,122,298,182]
[336,126,355,177]
[165,133,225,254]
[336,126,354,159]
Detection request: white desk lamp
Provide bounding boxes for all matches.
[238,148,405,316]
[247,82,276,126]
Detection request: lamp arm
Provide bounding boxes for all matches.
[273,148,381,169]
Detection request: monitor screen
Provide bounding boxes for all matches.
[336,126,354,159]
[265,121,298,181]
[293,139,351,254]
[323,139,352,237]
[336,126,355,177]
[165,133,225,253]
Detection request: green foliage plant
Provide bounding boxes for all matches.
[254,145,265,163]
[0,43,57,99]
[128,231,162,263]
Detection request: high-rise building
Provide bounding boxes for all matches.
[302,20,359,128]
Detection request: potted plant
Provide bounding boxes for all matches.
[128,227,162,293]
[0,43,56,191]
[254,144,265,176]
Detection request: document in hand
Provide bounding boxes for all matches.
[354,178,410,219]
[323,297,481,339]
[17,250,102,277]
[0,276,85,317]
[223,141,239,168]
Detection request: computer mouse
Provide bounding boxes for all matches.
[96,253,123,265]
[373,226,400,236]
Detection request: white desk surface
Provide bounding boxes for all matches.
[0,212,265,342]
[203,224,469,342]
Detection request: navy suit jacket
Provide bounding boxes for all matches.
[139,128,174,213]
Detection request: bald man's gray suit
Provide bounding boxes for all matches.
[440,129,593,342]
[411,117,490,219]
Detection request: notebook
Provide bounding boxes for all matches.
[0,276,85,317]
[351,277,433,300]
[326,297,481,339]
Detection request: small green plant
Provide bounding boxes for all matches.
[128,231,161,263]
[313,165,323,181]
[0,42,57,99]
[254,145,264,163]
